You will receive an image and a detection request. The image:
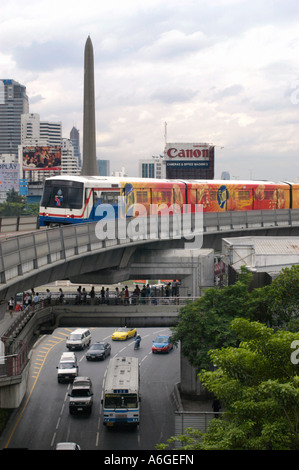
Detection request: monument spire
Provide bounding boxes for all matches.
[81,35,99,175]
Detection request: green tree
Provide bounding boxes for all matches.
[6,188,25,204]
[158,319,299,450]
[171,265,299,371]
[171,268,253,370]
[198,319,299,450]
[266,265,299,330]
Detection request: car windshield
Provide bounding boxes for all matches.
[60,362,75,369]
[155,337,168,343]
[116,328,128,332]
[90,344,104,350]
[71,389,91,397]
[104,393,138,409]
[69,334,81,340]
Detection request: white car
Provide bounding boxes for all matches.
[56,442,81,450]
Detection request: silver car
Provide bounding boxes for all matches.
[68,376,93,414]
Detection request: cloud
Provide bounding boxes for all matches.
[151,86,198,104]
[13,40,82,72]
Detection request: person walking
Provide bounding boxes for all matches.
[8,297,14,318]
[59,288,64,304]
[46,289,51,305]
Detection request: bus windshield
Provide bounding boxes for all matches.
[104,393,138,409]
[41,180,84,210]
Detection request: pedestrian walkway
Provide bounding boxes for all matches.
[0,303,15,340]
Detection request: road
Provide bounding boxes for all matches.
[2,326,180,450]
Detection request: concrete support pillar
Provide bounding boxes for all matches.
[130,247,215,297]
[180,353,208,398]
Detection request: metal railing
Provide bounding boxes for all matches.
[30,291,198,306]
[175,410,224,435]
[0,209,298,288]
[1,301,46,344]
[0,342,29,378]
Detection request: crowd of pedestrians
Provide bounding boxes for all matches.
[7,280,181,317]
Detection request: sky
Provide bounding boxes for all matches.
[1,0,299,181]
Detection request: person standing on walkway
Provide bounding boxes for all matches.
[105,288,110,305]
[124,286,129,305]
[59,288,64,304]
[89,286,96,305]
[33,292,40,304]
[8,297,14,318]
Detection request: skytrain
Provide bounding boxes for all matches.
[39,175,299,227]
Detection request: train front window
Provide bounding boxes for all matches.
[41,180,84,209]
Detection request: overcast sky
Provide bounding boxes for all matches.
[1,0,299,180]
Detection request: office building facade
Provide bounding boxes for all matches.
[0,79,29,158]
[138,157,164,179]
[97,159,110,176]
[70,126,82,168]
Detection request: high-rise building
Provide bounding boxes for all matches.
[138,157,164,179]
[70,126,82,168]
[21,113,62,146]
[40,120,62,145]
[97,159,110,176]
[61,138,80,175]
[0,79,29,158]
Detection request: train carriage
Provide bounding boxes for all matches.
[39,175,297,227]
[185,180,291,212]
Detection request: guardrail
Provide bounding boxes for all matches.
[0,342,29,378]
[0,216,39,233]
[0,209,298,289]
[203,208,299,232]
[1,301,46,344]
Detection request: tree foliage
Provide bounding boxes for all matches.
[171,265,299,371]
[160,265,299,450]
[0,190,39,216]
[198,319,299,450]
[159,319,299,450]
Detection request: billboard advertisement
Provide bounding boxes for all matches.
[22,146,61,171]
[164,143,210,161]
[164,142,214,179]
[0,163,20,192]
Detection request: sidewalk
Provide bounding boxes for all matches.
[0,303,15,340]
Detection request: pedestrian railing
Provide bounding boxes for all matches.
[0,342,29,378]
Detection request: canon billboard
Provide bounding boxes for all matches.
[164,143,210,160]
[164,142,214,179]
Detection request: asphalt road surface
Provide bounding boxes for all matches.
[2,326,180,450]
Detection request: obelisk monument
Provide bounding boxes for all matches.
[81,36,99,176]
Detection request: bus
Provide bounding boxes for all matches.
[101,356,140,427]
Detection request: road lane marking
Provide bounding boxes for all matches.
[50,432,56,448]
[4,332,67,448]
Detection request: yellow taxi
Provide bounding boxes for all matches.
[112,327,137,341]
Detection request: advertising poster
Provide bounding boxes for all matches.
[22,146,61,171]
[0,163,20,192]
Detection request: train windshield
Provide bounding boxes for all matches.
[41,180,84,209]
